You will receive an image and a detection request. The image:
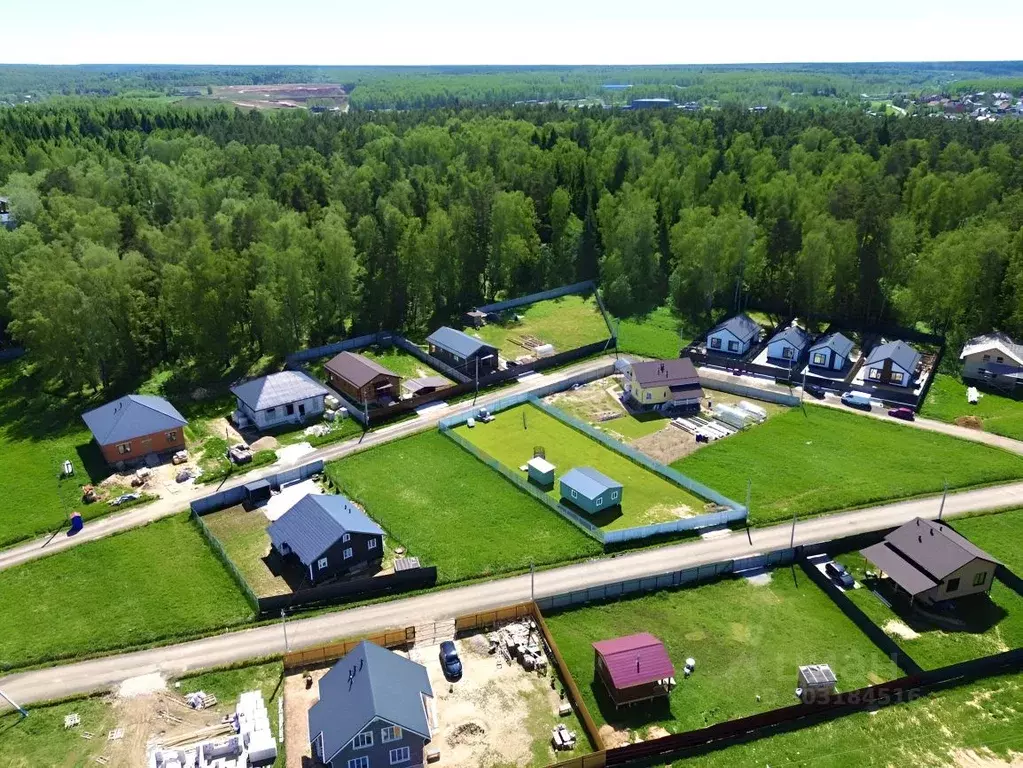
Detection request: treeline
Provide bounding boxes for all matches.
[1,102,1023,392]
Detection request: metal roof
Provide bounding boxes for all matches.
[267,493,384,566]
[768,325,812,351]
[404,376,451,394]
[810,332,854,359]
[629,358,700,388]
[799,664,837,685]
[860,542,939,596]
[426,327,496,359]
[884,518,1000,579]
[81,394,188,446]
[593,633,674,690]
[393,556,422,572]
[324,352,400,388]
[309,641,433,763]
[960,332,1023,366]
[561,467,622,500]
[528,456,556,474]
[231,371,328,411]
[708,314,761,344]
[866,340,922,372]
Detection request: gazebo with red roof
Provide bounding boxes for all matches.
[593,633,675,707]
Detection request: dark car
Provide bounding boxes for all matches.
[888,407,915,421]
[825,561,855,589]
[804,384,825,399]
[439,641,463,680]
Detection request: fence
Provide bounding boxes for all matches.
[282,627,416,670]
[257,567,437,617]
[696,368,801,406]
[192,512,260,615]
[390,334,471,383]
[285,331,388,365]
[189,460,325,516]
[476,280,597,315]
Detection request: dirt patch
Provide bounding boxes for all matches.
[249,435,279,452]
[285,666,329,767]
[955,415,984,430]
[744,570,773,586]
[599,724,632,748]
[631,427,699,464]
[646,726,671,739]
[951,748,1023,766]
[644,502,694,522]
[545,377,627,422]
[118,673,167,698]
[209,417,245,445]
[884,619,921,640]
[448,721,488,747]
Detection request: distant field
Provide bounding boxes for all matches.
[454,403,710,530]
[176,83,348,111]
[473,293,611,360]
[0,514,252,670]
[953,507,1023,572]
[611,304,695,359]
[921,374,1023,441]
[676,404,1023,525]
[545,572,895,739]
[325,431,601,584]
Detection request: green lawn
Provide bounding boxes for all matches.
[0,514,253,670]
[611,304,695,359]
[953,508,1023,572]
[473,293,611,360]
[836,551,1023,670]
[676,404,1023,525]
[325,431,602,584]
[674,669,1023,768]
[921,373,1023,441]
[360,344,453,384]
[454,403,710,530]
[545,572,896,739]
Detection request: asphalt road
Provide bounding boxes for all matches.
[3,479,1021,708]
[0,356,616,573]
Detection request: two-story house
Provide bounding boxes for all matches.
[623,357,703,410]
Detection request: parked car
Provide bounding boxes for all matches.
[825,560,855,589]
[439,641,463,680]
[840,391,872,409]
[227,443,252,465]
[804,384,825,399]
[888,407,915,421]
[110,492,140,507]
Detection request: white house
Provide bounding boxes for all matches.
[231,370,329,431]
[863,340,921,389]
[960,332,1023,391]
[808,332,854,372]
[765,325,812,366]
[706,314,761,356]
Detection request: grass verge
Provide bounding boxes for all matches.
[921,373,1023,441]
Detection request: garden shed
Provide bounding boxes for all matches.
[527,456,556,488]
[593,633,675,707]
[560,466,622,514]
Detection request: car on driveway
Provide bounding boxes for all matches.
[439,640,463,680]
[825,560,855,589]
[888,407,915,421]
[804,384,825,399]
[840,391,872,409]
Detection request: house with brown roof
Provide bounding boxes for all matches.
[324,352,401,406]
[593,633,675,707]
[623,357,703,410]
[860,518,1000,605]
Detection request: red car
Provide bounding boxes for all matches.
[888,407,915,421]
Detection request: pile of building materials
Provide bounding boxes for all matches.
[236,691,278,764]
[323,395,348,422]
[551,723,577,750]
[672,415,736,441]
[304,423,331,438]
[185,691,218,710]
[491,620,549,675]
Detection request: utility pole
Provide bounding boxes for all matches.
[800,365,807,404]
[473,356,480,406]
[790,508,798,549]
[0,688,27,717]
[745,478,753,546]
[281,609,290,652]
[938,477,948,521]
[530,561,535,602]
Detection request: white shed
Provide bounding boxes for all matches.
[527,456,556,488]
[798,664,837,701]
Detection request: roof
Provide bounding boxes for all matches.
[860,542,939,595]
[810,332,855,359]
[708,314,761,344]
[267,493,384,565]
[393,556,421,572]
[629,358,700,389]
[593,633,674,689]
[426,327,495,359]
[324,352,400,389]
[404,376,451,394]
[231,371,328,411]
[799,664,837,685]
[961,332,1023,366]
[528,456,556,474]
[309,641,433,762]
[561,467,622,499]
[866,340,922,372]
[768,325,812,351]
[82,394,188,446]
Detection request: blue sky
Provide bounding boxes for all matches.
[6,0,1023,65]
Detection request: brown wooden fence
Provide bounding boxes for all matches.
[548,752,608,768]
[282,627,415,670]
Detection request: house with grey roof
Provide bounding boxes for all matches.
[765,325,812,366]
[960,332,1023,391]
[808,332,855,372]
[309,641,435,768]
[267,493,384,583]
[706,314,761,356]
[324,351,401,406]
[861,518,1000,605]
[560,467,623,515]
[863,340,921,388]
[426,327,498,376]
[231,371,329,431]
[82,394,188,466]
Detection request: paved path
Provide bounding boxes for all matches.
[0,357,616,572]
[3,480,1021,707]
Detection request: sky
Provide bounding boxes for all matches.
[5,0,1023,66]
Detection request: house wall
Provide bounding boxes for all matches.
[707,329,748,356]
[328,372,402,405]
[766,339,801,363]
[98,428,185,465]
[242,394,326,431]
[963,351,1023,388]
[560,481,622,514]
[428,345,498,376]
[921,559,997,603]
[328,717,428,768]
[864,360,913,388]
[809,347,845,371]
[311,531,384,584]
[631,381,670,405]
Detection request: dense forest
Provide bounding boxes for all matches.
[1,101,1023,392]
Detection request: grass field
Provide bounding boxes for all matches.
[454,403,710,530]
[611,304,694,359]
[674,669,1023,767]
[676,404,1023,525]
[953,508,1023,572]
[545,572,896,738]
[0,514,253,670]
[325,431,602,583]
[921,373,1023,441]
[473,293,611,359]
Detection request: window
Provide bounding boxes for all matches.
[367,538,378,550]
[381,726,402,743]
[570,489,578,500]
[645,392,651,401]
[342,533,351,543]
[265,407,276,418]
[317,557,328,570]
[166,431,178,442]
[868,367,882,381]
[782,347,794,360]
[611,490,619,501]
[997,356,1004,363]
[343,548,353,560]
[891,372,904,384]
[727,340,739,352]
[352,731,374,750]
[709,337,722,350]
[812,352,827,366]
[117,442,132,455]
[595,496,604,507]
[973,572,987,587]
[389,746,411,764]
[286,403,295,416]
[983,354,991,362]
[348,756,370,768]
[947,577,961,593]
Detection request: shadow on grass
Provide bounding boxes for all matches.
[588,678,674,732]
[262,549,313,594]
[561,499,623,529]
[865,578,1008,635]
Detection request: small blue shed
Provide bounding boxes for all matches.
[560,467,623,514]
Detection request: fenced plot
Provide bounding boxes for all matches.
[473,293,613,361]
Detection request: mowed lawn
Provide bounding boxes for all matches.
[455,403,709,530]
[953,508,1023,572]
[545,573,895,738]
[611,304,695,359]
[203,505,285,597]
[359,344,453,384]
[0,514,253,670]
[676,404,1023,525]
[325,431,601,584]
[674,669,1023,768]
[473,293,611,359]
[921,373,1023,441]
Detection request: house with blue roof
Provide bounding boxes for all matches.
[560,467,623,515]
[706,314,761,356]
[765,325,812,366]
[310,641,435,768]
[426,326,498,377]
[863,340,922,388]
[231,370,329,431]
[808,332,855,372]
[81,394,188,466]
[267,493,384,583]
